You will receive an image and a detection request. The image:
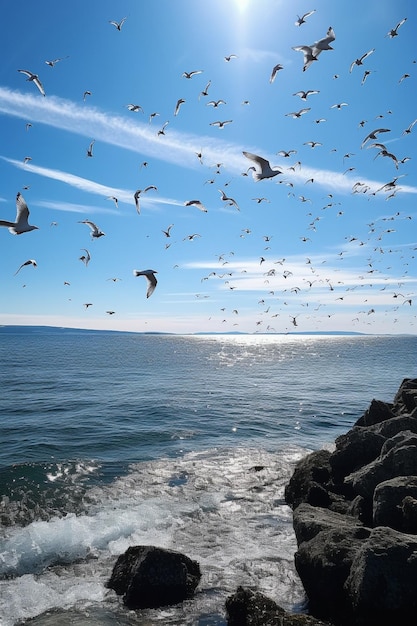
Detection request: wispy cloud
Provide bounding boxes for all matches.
[1,86,416,196]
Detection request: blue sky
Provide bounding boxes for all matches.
[0,0,416,334]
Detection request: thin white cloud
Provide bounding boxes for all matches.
[1,86,416,196]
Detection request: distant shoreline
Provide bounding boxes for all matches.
[1,324,415,337]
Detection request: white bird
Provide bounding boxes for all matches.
[182,70,203,79]
[45,56,69,67]
[293,89,320,100]
[207,99,227,107]
[349,49,375,73]
[269,64,284,83]
[79,249,91,266]
[78,219,105,238]
[174,98,186,116]
[292,26,336,71]
[134,186,158,214]
[242,151,282,180]
[109,17,127,30]
[126,104,143,112]
[0,192,39,235]
[386,17,407,38]
[86,140,95,157]
[218,189,239,210]
[107,196,119,208]
[185,200,207,212]
[14,259,37,275]
[295,10,316,26]
[210,120,233,128]
[285,107,311,118]
[361,127,390,148]
[133,269,158,298]
[402,119,417,135]
[17,69,45,96]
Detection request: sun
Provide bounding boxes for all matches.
[233,0,250,13]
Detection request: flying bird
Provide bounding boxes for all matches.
[78,219,105,238]
[295,10,316,26]
[210,120,233,128]
[0,192,39,235]
[182,70,203,79]
[185,200,208,212]
[349,49,375,72]
[126,104,143,112]
[361,128,390,148]
[86,140,95,157]
[243,151,282,180]
[174,98,186,116]
[292,26,336,71]
[162,224,174,238]
[109,17,127,30]
[133,269,158,298]
[285,107,311,118]
[107,196,119,209]
[14,259,37,275]
[269,64,284,83]
[224,54,238,62]
[219,189,239,210]
[17,69,45,96]
[134,186,158,214]
[207,99,227,108]
[293,89,319,100]
[45,56,69,67]
[386,17,407,38]
[79,249,91,266]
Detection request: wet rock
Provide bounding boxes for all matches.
[107,545,201,609]
[225,586,331,625]
[285,378,417,625]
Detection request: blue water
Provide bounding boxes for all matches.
[0,328,416,625]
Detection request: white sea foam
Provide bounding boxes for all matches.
[0,447,307,625]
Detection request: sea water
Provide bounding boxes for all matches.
[0,328,415,625]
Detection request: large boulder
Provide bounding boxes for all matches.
[107,545,201,609]
[285,378,417,626]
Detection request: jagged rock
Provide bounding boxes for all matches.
[373,476,417,530]
[284,450,332,510]
[329,427,386,481]
[344,526,417,626]
[107,545,201,609]
[285,378,417,626]
[225,586,331,626]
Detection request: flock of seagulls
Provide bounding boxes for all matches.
[2,8,415,330]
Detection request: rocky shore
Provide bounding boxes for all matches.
[283,376,417,626]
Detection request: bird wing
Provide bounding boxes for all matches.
[242,151,270,171]
[33,76,45,96]
[15,193,30,226]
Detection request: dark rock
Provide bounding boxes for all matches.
[344,526,417,626]
[329,427,385,481]
[373,476,417,531]
[354,398,394,427]
[284,450,332,510]
[107,545,201,609]
[225,586,331,626]
[285,378,417,626]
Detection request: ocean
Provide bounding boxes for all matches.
[0,328,416,625]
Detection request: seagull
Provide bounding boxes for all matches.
[243,151,282,180]
[86,140,95,157]
[133,269,158,298]
[78,219,105,238]
[182,70,203,79]
[185,200,208,212]
[293,89,320,100]
[45,56,69,67]
[210,120,233,128]
[386,17,407,38]
[199,80,212,99]
[349,49,375,73]
[162,224,174,237]
[295,10,316,26]
[174,98,186,116]
[207,99,227,107]
[83,90,92,101]
[126,104,143,112]
[224,54,238,62]
[269,64,284,83]
[361,127,390,148]
[293,26,336,71]
[79,249,91,266]
[17,69,45,96]
[0,192,39,235]
[219,189,239,210]
[285,107,311,118]
[134,186,157,214]
[402,119,417,135]
[107,196,119,209]
[109,17,127,30]
[14,259,37,275]
[277,149,297,158]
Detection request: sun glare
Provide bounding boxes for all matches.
[233,0,250,13]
